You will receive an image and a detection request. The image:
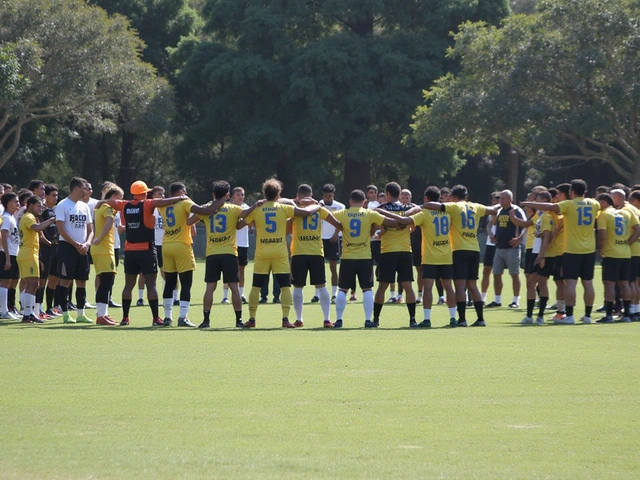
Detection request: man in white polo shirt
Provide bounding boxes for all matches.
[316,183,344,304]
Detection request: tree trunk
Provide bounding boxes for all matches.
[505,145,519,199]
[119,130,136,197]
[341,158,371,200]
[407,175,425,202]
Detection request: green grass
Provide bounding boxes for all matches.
[1,262,639,479]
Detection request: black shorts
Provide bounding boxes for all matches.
[629,256,640,282]
[291,255,326,286]
[339,259,374,291]
[536,256,555,278]
[0,252,19,280]
[452,250,480,280]
[205,254,239,283]
[483,245,496,267]
[562,252,596,281]
[39,244,58,279]
[378,252,414,283]
[524,249,535,274]
[124,249,158,276]
[114,248,120,267]
[422,264,453,280]
[370,241,381,265]
[57,241,90,281]
[237,246,249,267]
[411,245,422,267]
[601,257,630,283]
[156,246,163,269]
[323,238,341,261]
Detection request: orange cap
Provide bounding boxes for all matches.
[130,180,150,195]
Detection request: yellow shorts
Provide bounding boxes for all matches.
[253,255,290,275]
[18,258,39,279]
[93,253,116,275]
[162,242,196,273]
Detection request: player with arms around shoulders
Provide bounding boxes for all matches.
[17,195,56,322]
[0,192,21,319]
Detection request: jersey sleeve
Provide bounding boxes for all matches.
[22,214,36,231]
[54,203,66,223]
[244,209,255,225]
[283,204,296,219]
[541,213,553,233]
[410,211,425,226]
[444,203,459,216]
[475,203,487,217]
[182,199,196,215]
[197,202,213,221]
[558,200,571,216]
[319,208,330,220]
[596,211,607,230]
[371,211,386,225]
[629,210,639,229]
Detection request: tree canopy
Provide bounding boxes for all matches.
[412,0,640,184]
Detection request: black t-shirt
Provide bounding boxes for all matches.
[40,206,58,244]
[495,206,524,248]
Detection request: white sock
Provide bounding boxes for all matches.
[314,287,321,297]
[495,295,502,304]
[173,289,179,301]
[97,302,107,317]
[417,293,422,301]
[513,296,520,304]
[335,290,347,320]
[35,303,41,315]
[481,292,487,301]
[20,291,25,309]
[318,286,331,321]
[0,287,8,313]
[363,290,374,321]
[223,287,229,299]
[163,298,173,319]
[179,301,190,318]
[78,308,85,316]
[239,286,244,296]
[558,300,566,311]
[390,290,396,299]
[439,295,445,302]
[449,307,457,318]
[138,289,145,300]
[332,286,338,297]
[293,287,304,321]
[423,308,431,320]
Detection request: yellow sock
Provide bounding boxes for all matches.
[249,286,260,318]
[280,286,292,318]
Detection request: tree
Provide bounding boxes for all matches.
[174,0,509,198]
[412,0,640,185]
[0,0,169,171]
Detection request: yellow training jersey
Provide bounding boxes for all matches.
[334,207,385,260]
[199,203,243,257]
[290,208,330,256]
[158,199,196,245]
[244,202,295,258]
[597,206,637,259]
[558,197,601,254]
[411,209,452,265]
[525,210,536,250]
[17,213,38,261]
[623,203,640,257]
[92,204,115,255]
[378,203,413,253]
[444,201,487,252]
[540,212,563,258]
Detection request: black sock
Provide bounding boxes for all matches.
[76,287,86,310]
[46,287,55,310]
[473,301,484,321]
[149,299,159,318]
[624,300,631,317]
[585,305,593,318]
[527,299,535,317]
[407,302,416,319]
[457,301,466,322]
[605,301,614,316]
[203,310,210,322]
[8,288,15,309]
[566,305,574,317]
[537,296,548,318]
[373,302,383,321]
[123,298,132,317]
[234,310,242,321]
[56,286,69,312]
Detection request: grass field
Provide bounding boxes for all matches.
[1,262,639,479]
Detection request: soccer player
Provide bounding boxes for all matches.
[158,182,226,327]
[596,192,640,322]
[373,182,418,328]
[420,184,499,327]
[91,185,124,325]
[627,190,640,318]
[136,186,166,307]
[480,192,500,303]
[221,186,250,304]
[0,192,20,319]
[194,181,262,328]
[17,196,56,322]
[290,184,341,328]
[317,183,345,303]
[486,190,525,308]
[242,178,321,328]
[522,179,601,325]
[332,189,398,328]
[39,184,60,318]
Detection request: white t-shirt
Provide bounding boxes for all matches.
[1,212,20,256]
[85,197,98,221]
[486,217,496,247]
[236,202,249,248]
[55,197,92,245]
[367,201,381,241]
[320,200,345,239]
[532,212,543,254]
[154,208,164,246]
[113,212,122,250]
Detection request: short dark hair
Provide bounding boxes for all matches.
[350,189,366,202]
[570,179,587,197]
[321,184,335,194]
[385,182,401,198]
[212,180,231,200]
[18,189,33,205]
[631,184,640,192]
[556,183,570,197]
[366,185,378,194]
[69,177,87,192]
[595,185,610,194]
[44,184,58,196]
[440,187,451,196]
[0,183,12,191]
[450,184,468,200]
[630,191,640,203]
[297,184,312,196]
[596,193,613,206]
[232,187,244,196]
[27,180,44,191]
[262,178,282,201]
[104,186,124,199]
[424,186,440,202]
[148,186,165,198]
[26,195,42,208]
[548,188,558,199]
[537,191,552,202]
[1,192,17,209]
[170,182,186,196]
